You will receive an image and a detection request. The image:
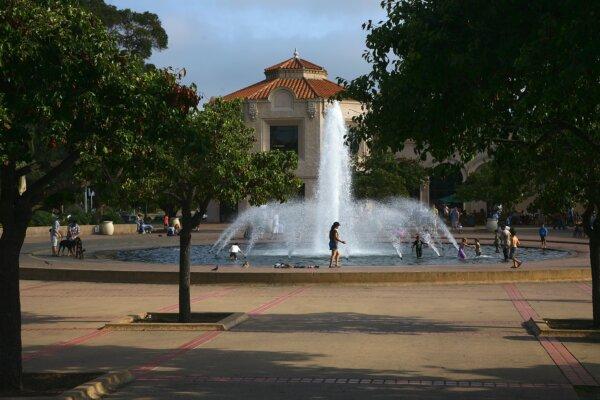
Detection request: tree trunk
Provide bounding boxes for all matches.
[0,217,29,392]
[0,161,32,392]
[590,233,600,327]
[178,205,192,323]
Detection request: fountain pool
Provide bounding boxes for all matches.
[114,244,571,267]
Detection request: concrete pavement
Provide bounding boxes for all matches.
[19,279,598,399]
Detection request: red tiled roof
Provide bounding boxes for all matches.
[264,57,324,72]
[223,78,344,100]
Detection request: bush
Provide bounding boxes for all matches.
[100,208,123,223]
[29,210,56,227]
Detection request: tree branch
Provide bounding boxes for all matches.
[22,152,79,203]
[15,161,40,177]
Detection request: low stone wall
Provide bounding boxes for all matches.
[0,224,140,238]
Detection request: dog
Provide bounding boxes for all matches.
[58,237,85,259]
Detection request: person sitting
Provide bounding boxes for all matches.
[136,214,153,234]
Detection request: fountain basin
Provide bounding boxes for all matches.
[113,243,571,267]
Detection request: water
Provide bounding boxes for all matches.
[212,101,457,259]
[115,244,571,267]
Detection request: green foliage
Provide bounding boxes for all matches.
[341,0,599,222]
[77,0,168,60]
[120,97,301,224]
[353,152,427,200]
[0,0,165,225]
[29,210,55,227]
[455,163,529,211]
[99,208,122,223]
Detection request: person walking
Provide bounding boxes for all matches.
[328,222,346,268]
[501,225,511,262]
[163,214,169,230]
[509,227,522,268]
[539,224,548,250]
[50,217,61,256]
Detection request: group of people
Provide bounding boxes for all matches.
[492,225,523,268]
[50,217,81,256]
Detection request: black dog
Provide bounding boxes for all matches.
[59,237,85,259]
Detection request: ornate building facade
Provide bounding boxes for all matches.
[206,52,486,222]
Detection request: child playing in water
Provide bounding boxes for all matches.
[458,238,470,260]
[412,234,425,258]
[493,230,500,253]
[474,238,482,257]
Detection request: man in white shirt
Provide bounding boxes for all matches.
[501,226,512,262]
[229,243,244,261]
[50,218,61,256]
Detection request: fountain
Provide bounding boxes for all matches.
[212,101,458,261]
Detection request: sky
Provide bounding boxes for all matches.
[106,0,386,100]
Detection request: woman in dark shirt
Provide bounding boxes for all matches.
[328,222,346,268]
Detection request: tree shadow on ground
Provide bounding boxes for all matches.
[20,342,586,400]
[235,312,485,335]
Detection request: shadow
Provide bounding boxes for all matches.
[19,342,588,400]
[21,312,111,325]
[234,312,480,335]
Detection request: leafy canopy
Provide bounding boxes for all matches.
[353,152,427,200]
[77,0,168,60]
[0,0,173,224]
[340,0,599,215]
[121,97,301,225]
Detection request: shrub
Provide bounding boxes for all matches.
[29,210,56,227]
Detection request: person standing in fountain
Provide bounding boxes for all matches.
[328,222,346,268]
[458,238,471,260]
[412,234,424,258]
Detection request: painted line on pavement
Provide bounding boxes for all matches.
[503,283,597,387]
[22,287,235,362]
[133,286,308,375]
[248,287,308,316]
[135,374,572,389]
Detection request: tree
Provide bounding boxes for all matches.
[341,0,600,324]
[353,151,427,200]
[77,0,168,60]
[0,0,174,391]
[455,162,530,212]
[122,97,300,322]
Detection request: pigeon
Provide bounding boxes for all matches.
[211,265,219,271]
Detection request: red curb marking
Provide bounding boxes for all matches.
[133,287,307,376]
[503,283,598,387]
[576,283,592,296]
[135,374,572,389]
[22,287,235,362]
[247,287,307,316]
[22,329,108,362]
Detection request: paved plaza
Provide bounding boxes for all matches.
[19,275,598,399]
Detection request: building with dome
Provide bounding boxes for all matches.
[206,51,362,222]
[206,51,487,222]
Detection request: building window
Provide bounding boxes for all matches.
[270,125,298,153]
